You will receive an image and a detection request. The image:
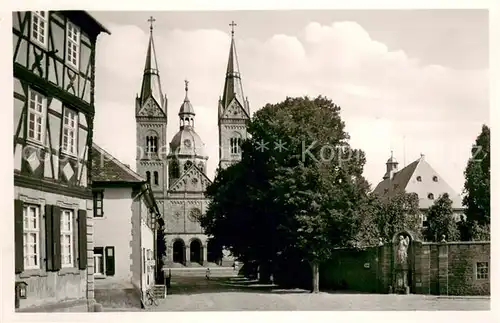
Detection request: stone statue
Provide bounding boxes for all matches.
[396,235,410,264]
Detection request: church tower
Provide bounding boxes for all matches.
[383,151,399,180]
[218,21,250,170]
[135,17,168,198]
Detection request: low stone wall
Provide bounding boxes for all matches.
[274,240,490,296]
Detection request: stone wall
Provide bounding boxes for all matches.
[316,240,490,296]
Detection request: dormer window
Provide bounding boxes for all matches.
[428,193,434,200]
[432,176,438,182]
[416,176,422,182]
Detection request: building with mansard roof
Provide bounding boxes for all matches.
[135,19,250,268]
[373,153,465,225]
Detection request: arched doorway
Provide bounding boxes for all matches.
[172,239,185,264]
[189,239,202,264]
[207,239,222,265]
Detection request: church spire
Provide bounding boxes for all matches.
[139,16,164,110]
[220,21,249,116]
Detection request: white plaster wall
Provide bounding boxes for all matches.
[93,187,133,289]
[140,210,155,292]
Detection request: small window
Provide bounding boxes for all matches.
[93,247,104,275]
[27,89,46,143]
[62,108,78,155]
[154,171,159,185]
[432,176,438,182]
[60,209,74,268]
[146,171,151,183]
[93,191,104,217]
[146,136,158,153]
[230,137,242,154]
[384,188,389,194]
[476,262,489,279]
[428,193,434,200]
[66,21,80,69]
[416,176,422,182]
[184,160,193,170]
[23,204,41,269]
[30,11,48,48]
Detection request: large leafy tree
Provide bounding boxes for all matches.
[201,96,372,292]
[372,192,422,242]
[424,193,460,242]
[462,124,490,240]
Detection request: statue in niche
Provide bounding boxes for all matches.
[396,235,410,265]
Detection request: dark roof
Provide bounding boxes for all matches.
[373,160,419,196]
[61,11,111,36]
[91,143,144,183]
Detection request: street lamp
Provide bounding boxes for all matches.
[15,281,28,309]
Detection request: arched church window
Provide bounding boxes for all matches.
[146,136,158,153]
[230,137,242,154]
[154,171,159,185]
[146,171,151,184]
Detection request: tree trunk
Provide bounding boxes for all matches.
[258,260,272,283]
[311,261,320,293]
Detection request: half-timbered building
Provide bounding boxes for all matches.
[13,11,109,311]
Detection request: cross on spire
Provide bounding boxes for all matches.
[148,16,156,32]
[184,79,189,93]
[229,20,237,36]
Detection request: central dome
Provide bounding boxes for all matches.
[169,127,207,158]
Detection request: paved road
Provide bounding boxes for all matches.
[145,276,490,311]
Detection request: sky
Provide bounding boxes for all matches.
[89,10,489,194]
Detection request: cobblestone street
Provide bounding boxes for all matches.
[138,277,490,311]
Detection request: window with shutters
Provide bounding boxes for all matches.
[60,209,74,267]
[93,247,104,275]
[93,191,104,217]
[23,204,41,269]
[28,89,46,143]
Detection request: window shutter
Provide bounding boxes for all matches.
[14,199,24,274]
[105,246,115,276]
[52,206,61,271]
[45,204,54,271]
[45,205,61,271]
[77,210,87,270]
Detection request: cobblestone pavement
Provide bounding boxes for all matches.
[143,277,490,311]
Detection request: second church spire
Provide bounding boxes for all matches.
[138,16,165,111]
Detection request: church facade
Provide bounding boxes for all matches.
[134,19,250,267]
